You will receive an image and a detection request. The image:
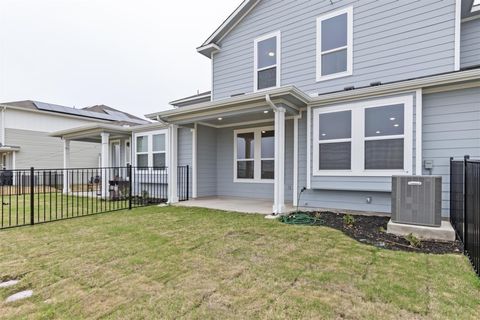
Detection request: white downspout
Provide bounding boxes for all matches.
[1,106,6,146]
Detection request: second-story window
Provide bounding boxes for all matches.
[316,7,353,81]
[254,31,281,91]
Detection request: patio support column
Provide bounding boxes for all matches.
[101,132,110,199]
[168,124,179,203]
[273,106,286,214]
[192,123,197,199]
[63,139,70,193]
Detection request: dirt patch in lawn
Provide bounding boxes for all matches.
[286,211,462,254]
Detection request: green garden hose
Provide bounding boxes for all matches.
[279,213,321,225]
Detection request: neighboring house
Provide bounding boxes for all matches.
[53,0,480,219]
[0,100,147,172]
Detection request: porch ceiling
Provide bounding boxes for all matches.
[147,86,309,125]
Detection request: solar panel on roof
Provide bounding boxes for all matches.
[33,101,147,124]
[33,101,116,121]
[105,109,131,120]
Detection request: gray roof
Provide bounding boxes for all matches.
[169,91,212,107]
[197,0,256,57]
[1,100,148,126]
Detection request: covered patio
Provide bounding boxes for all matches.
[147,86,310,215]
[50,124,133,198]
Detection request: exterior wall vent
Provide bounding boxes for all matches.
[391,176,442,227]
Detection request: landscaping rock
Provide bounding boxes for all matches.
[6,290,33,303]
[0,280,19,288]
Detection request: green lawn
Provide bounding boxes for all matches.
[0,206,479,319]
[0,193,126,228]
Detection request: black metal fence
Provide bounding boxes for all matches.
[0,165,189,230]
[450,156,480,276]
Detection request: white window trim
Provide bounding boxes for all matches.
[473,0,480,12]
[109,139,121,167]
[152,133,167,168]
[316,6,353,82]
[253,31,281,92]
[233,126,275,183]
[125,139,131,166]
[133,129,168,172]
[312,95,413,177]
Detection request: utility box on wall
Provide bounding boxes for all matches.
[391,176,442,227]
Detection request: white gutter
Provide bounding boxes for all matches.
[265,94,279,111]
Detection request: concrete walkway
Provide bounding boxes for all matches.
[174,196,295,215]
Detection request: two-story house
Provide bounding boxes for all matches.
[53,0,480,222]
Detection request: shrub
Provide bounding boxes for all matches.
[343,214,355,227]
[405,233,421,248]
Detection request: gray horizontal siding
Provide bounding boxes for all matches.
[216,124,274,200]
[213,0,455,100]
[196,121,294,202]
[178,128,193,198]
[300,189,392,213]
[461,18,480,68]
[197,125,217,197]
[422,87,480,217]
[5,128,100,169]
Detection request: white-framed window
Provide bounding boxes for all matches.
[254,31,281,91]
[473,0,480,12]
[125,139,131,165]
[312,96,413,176]
[152,134,166,169]
[234,126,275,183]
[134,129,168,170]
[316,6,353,82]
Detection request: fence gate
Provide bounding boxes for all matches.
[450,156,480,276]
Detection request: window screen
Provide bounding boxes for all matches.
[319,142,351,170]
[365,139,404,170]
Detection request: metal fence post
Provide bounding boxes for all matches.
[464,155,470,249]
[186,165,190,200]
[30,167,35,225]
[128,164,133,210]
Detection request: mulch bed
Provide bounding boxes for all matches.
[293,211,463,254]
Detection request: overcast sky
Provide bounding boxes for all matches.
[0,0,239,117]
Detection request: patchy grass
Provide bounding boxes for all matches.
[0,206,479,319]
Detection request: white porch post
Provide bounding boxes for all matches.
[293,114,299,207]
[63,139,70,193]
[101,132,110,199]
[273,107,286,214]
[168,124,179,203]
[192,123,197,199]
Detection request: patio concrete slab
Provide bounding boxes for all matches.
[174,197,294,215]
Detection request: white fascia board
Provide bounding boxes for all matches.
[169,93,212,106]
[196,43,221,58]
[200,0,258,47]
[145,86,310,120]
[49,124,132,138]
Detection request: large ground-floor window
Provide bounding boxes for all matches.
[134,129,167,170]
[312,95,413,176]
[234,126,274,183]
